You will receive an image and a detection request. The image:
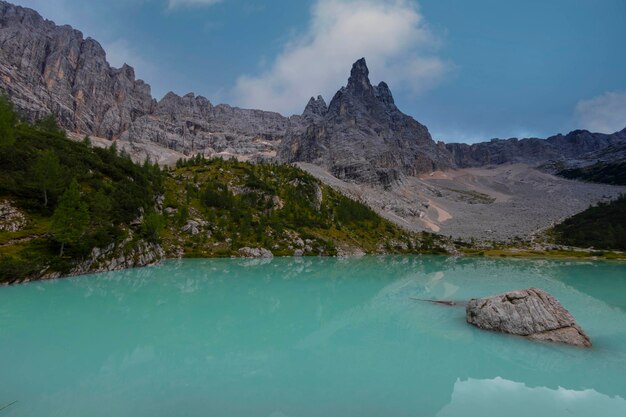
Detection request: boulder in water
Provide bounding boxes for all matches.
[466,288,592,347]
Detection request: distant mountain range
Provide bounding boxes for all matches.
[447,129,626,170]
[1,0,624,188]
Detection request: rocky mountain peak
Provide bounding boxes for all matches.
[302,95,327,119]
[346,57,374,95]
[279,58,453,187]
[374,81,396,109]
[328,59,401,119]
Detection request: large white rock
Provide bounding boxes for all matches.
[466,288,592,347]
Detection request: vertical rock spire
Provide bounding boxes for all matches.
[346,57,374,95]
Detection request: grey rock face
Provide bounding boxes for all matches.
[181,219,205,235]
[0,1,154,138]
[302,95,327,121]
[70,236,164,277]
[466,288,592,347]
[121,92,292,158]
[446,129,626,169]
[279,58,454,187]
[0,1,294,159]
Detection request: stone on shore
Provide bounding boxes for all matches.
[238,247,273,259]
[466,288,592,347]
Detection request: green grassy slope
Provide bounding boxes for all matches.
[161,156,446,258]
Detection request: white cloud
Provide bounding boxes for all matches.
[167,0,222,9]
[232,0,449,115]
[575,91,626,134]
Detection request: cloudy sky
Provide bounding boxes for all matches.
[13,0,626,142]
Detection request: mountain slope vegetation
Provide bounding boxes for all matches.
[161,156,447,258]
[557,161,626,186]
[0,97,165,282]
[0,97,449,284]
[551,195,626,250]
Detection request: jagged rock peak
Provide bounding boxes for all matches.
[374,81,395,108]
[302,95,327,118]
[347,57,373,94]
[279,57,453,187]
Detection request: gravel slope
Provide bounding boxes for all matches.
[298,163,626,242]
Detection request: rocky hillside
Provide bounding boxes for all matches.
[278,58,453,187]
[0,1,153,138]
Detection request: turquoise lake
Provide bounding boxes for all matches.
[1,256,626,417]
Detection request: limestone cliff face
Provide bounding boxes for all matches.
[0,0,292,159]
[0,1,154,139]
[121,92,290,159]
[278,58,454,187]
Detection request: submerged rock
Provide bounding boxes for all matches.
[466,288,592,347]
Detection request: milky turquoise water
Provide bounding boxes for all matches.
[1,256,626,417]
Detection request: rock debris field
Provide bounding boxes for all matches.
[299,163,626,242]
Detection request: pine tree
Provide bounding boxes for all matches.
[0,95,17,147]
[91,189,112,228]
[50,179,90,256]
[109,141,118,156]
[35,114,64,136]
[32,150,64,208]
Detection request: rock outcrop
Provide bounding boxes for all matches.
[238,247,273,259]
[70,236,165,277]
[278,58,454,187]
[0,200,27,232]
[466,288,592,347]
[120,92,290,160]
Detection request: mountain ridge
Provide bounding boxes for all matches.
[446,128,626,169]
[1,0,625,188]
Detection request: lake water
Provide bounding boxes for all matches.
[1,256,626,417]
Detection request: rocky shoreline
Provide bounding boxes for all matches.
[4,245,625,286]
